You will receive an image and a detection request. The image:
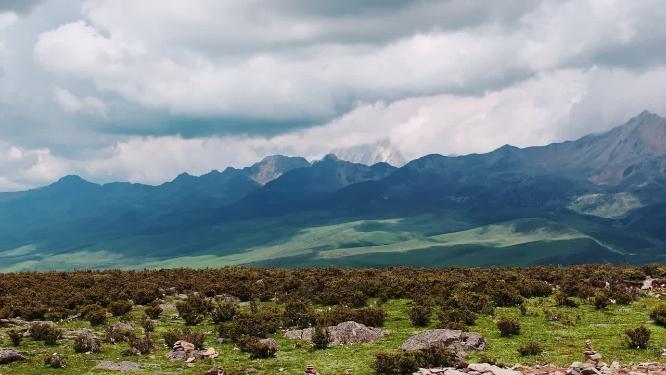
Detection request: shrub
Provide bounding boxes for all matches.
[237,336,278,359]
[73,333,101,353]
[373,345,458,375]
[440,321,469,331]
[176,294,209,325]
[519,280,553,298]
[312,325,331,350]
[650,304,666,326]
[162,328,206,349]
[144,302,162,319]
[30,322,62,345]
[554,292,579,308]
[44,353,66,368]
[283,301,317,328]
[439,307,476,326]
[86,307,107,327]
[127,334,154,355]
[408,304,432,327]
[7,329,22,346]
[105,325,135,343]
[611,287,637,305]
[488,284,523,307]
[211,301,239,324]
[624,326,650,349]
[497,317,520,337]
[518,341,543,356]
[109,300,133,317]
[594,291,610,310]
[355,307,386,327]
[452,291,495,314]
[21,303,47,321]
[140,316,155,332]
[218,310,281,342]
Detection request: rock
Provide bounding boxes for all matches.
[110,322,134,332]
[204,368,225,375]
[173,340,195,352]
[94,361,140,372]
[641,277,654,290]
[304,364,319,374]
[468,363,521,375]
[200,347,219,359]
[259,338,279,351]
[285,321,385,346]
[400,329,486,354]
[583,340,602,366]
[63,328,98,340]
[0,349,25,364]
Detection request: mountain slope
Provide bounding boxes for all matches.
[0,111,664,270]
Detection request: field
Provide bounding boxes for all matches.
[0,265,664,374]
[0,213,643,272]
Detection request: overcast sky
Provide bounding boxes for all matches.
[1,0,666,190]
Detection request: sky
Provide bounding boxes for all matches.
[1,0,666,190]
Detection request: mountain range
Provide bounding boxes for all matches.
[0,111,664,271]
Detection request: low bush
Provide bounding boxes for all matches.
[594,291,610,310]
[611,287,637,305]
[30,322,62,345]
[625,326,650,349]
[236,336,278,359]
[109,300,133,317]
[127,334,154,355]
[7,329,22,346]
[650,304,666,326]
[140,316,155,332]
[355,307,387,327]
[439,307,476,326]
[218,310,281,342]
[44,353,66,368]
[497,317,520,337]
[176,293,210,325]
[144,302,162,319]
[312,325,331,350]
[73,333,101,353]
[211,301,239,324]
[555,292,579,308]
[162,327,207,349]
[283,301,317,329]
[408,304,432,327]
[518,341,543,356]
[105,325,135,343]
[373,345,458,375]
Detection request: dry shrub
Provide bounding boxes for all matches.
[496,317,520,337]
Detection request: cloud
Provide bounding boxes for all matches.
[53,87,107,115]
[0,0,663,189]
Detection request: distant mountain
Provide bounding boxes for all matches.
[331,139,407,166]
[0,111,664,271]
[263,154,396,194]
[242,155,310,184]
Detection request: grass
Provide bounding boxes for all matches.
[1,295,664,374]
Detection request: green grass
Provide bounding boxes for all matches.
[1,295,664,374]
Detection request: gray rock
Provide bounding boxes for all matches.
[94,361,140,372]
[401,329,486,353]
[0,349,25,364]
[259,338,279,351]
[468,363,521,375]
[285,321,386,346]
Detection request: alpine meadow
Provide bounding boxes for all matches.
[0,1,664,374]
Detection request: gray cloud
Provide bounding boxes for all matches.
[0,0,665,190]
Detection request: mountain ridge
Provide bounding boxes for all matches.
[0,111,664,270]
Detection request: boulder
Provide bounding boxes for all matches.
[285,321,386,346]
[0,349,25,365]
[259,338,279,351]
[467,363,521,375]
[400,329,485,354]
[94,361,140,372]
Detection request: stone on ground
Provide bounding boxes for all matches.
[400,329,485,354]
[94,361,140,372]
[0,349,25,365]
[285,321,385,346]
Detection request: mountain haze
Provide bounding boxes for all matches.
[0,112,664,271]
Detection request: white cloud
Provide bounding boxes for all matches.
[0,142,71,191]
[53,87,107,115]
